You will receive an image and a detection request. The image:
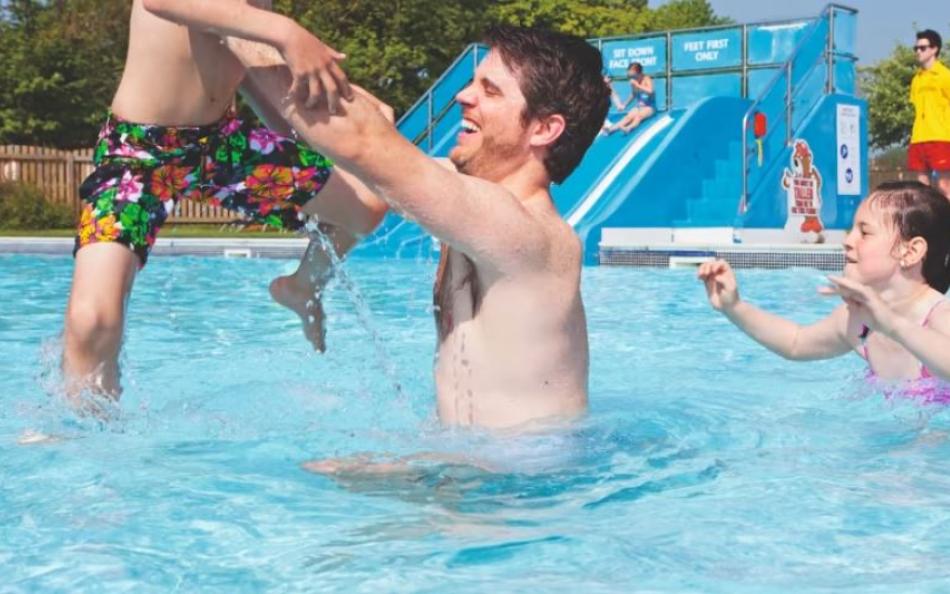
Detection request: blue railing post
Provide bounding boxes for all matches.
[785,61,793,145]
[826,7,836,93]
[665,31,673,109]
[741,24,748,98]
[426,93,433,153]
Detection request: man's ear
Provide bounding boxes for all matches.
[528,114,566,149]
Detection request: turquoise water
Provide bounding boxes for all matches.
[3,254,950,593]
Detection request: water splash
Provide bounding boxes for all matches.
[305,221,408,415]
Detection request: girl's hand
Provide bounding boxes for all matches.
[820,275,898,336]
[697,259,740,313]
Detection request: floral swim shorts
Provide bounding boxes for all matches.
[74,110,333,267]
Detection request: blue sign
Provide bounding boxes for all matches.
[601,37,667,77]
[671,28,742,71]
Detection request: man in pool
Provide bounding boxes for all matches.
[226,25,610,431]
[64,0,390,398]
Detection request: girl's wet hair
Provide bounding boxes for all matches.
[867,181,950,293]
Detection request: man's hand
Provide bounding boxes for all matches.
[279,24,352,113]
[351,84,394,123]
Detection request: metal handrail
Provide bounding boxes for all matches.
[594,14,817,44]
[738,3,857,214]
[395,42,483,128]
[408,14,827,150]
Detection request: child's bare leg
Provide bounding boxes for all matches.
[231,44,390,350]
[270,223,357,352]
[270,164,387,350]
[620,107,653,133]
[62,243,138,398]
[619,113,642,133]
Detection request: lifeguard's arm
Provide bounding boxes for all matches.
[698,260,852,360]
[238,76,387,235]
[227,38,547,274]
[141,0,350,109]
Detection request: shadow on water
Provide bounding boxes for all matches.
[306,413,727,518]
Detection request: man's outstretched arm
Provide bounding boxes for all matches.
[226,38,547,274]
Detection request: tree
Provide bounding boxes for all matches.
[860,41,950,150]
[485,0,728,39]
[276,0,495,122]
[0,0,728,148]
[646,0,730,31]
[486,0,651,37]
[0,0,130,148]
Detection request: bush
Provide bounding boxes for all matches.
[0,180,74,229]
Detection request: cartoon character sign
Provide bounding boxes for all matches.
[781,140,824,243]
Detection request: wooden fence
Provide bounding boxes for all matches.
[0,145,237,224]
[869,167,915,189]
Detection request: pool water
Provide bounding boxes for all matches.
[3,254,950,593]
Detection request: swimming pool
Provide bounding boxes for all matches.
[3,254,950,592]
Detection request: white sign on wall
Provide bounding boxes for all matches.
[836,104,861,195]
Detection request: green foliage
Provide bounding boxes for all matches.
[486,0,651,37]
[870,146,907,170]
[0,0,130,148]
[0,181,74,229]
[646,0,731,31]
[1,0,726,148]
[859,42,950,150]
[276,0,496,123]
[483,0,728,40]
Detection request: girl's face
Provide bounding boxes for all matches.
[842,200,904,287]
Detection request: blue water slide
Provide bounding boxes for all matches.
[359,111,682,259]
[566,97,750,261]
[355,4,861,262]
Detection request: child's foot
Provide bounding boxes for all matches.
[269,275,326,352]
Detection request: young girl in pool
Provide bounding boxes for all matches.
[698,181,950,395]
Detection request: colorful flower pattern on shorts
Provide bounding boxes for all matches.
[74,111,333,267]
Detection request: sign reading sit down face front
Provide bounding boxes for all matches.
[671,28,742,71]
[601,36,667,78]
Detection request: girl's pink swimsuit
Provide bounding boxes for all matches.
[861,298,950,403]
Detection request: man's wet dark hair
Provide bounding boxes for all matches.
[483,25,610,184]
[627,62,643,74]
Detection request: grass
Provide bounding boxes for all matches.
[0,225,299,239]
